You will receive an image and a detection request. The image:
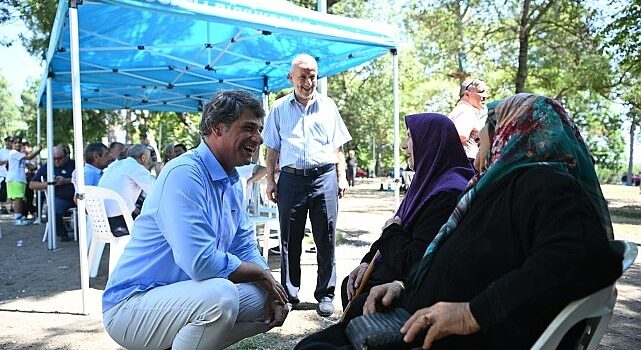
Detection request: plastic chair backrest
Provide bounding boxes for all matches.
[531,240,638,350]
[84,186,134,239]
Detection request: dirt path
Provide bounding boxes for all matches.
[0,180,638,349]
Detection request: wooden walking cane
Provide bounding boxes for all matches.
[339,250,381,323]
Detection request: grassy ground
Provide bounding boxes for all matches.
[228,183,641,350]
[0,180,638,349]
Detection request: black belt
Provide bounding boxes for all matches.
[281,164,335,177]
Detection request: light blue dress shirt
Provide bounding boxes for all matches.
[84,163,103,186]
[262,92,352,169]
[102,141,268,313]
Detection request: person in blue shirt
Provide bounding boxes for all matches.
[102,90,289,350]
[82,143,108,186]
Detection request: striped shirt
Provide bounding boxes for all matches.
[262,92,351,169]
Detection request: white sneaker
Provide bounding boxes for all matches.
[13,218,31,226]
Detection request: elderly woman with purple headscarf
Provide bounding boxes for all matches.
[338,113,474,318]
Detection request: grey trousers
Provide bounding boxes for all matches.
[103,278,270,350]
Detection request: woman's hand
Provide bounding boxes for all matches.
[400,302,480,349]
[362,281,404,315]
[346,263,369,300]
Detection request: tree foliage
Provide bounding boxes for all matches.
[605,0,641,76]
[0,73,24,136]
[3,0,637,176]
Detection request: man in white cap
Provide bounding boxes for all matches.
[448,78,489,164]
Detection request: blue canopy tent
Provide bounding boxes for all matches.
[36,0,399,314]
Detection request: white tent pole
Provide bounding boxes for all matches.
[35,107,42,225]
[261,80,269,166]
[46,77,56,250]
[392,49,400,209]
[317,0,328,96]
[262,93,269,111]
[69,1,90,315]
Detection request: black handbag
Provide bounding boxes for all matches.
[345,307,422,350]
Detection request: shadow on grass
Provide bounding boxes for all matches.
[340,229,370,238]
[0,308,85,316]
[336,229,372,248]
[0,340,50,350]
[609,204,641,222]
[228,311,336,350]
[294,302,317,311]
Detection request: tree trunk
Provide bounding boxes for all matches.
[627,121,637,185]
[515,0,531,93]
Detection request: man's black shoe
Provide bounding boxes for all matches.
[59,235,73,242]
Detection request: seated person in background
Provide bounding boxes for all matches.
[174,143,188,157]
[341,113,474,318]
[106,142,125,165]
[30,146,76,241]
[72,143,109,191]
[156,143,176,174]
[296,93,622,350]
[98,144,155,236]
[162,143,176,163]
[102,90,288,350]
[236,162,268,203]
[145,144,163,176]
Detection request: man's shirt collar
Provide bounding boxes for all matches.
[194,141,239,184]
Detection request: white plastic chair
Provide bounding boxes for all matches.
[84,186,132,278]
[532,240,638,350]
[246,180,280,260]
[41,207,78,242]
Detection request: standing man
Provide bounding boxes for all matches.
[102,90,288,350]
[30,146,75,240]
[345,149,357,187]
[0,136,13,214]
[262,53,351,317]
[448,78,489,164]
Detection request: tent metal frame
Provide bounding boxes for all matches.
[36,0,400,315]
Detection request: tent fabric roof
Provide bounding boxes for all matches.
[38,0,398,112]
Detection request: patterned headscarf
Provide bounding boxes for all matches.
[395,113,474,230]
[409,93,613,286]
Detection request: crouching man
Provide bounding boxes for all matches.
[102,90,288,350]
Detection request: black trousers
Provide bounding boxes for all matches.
[277,168,338,302]
[0,178,7,203]
[346,166,356,187]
